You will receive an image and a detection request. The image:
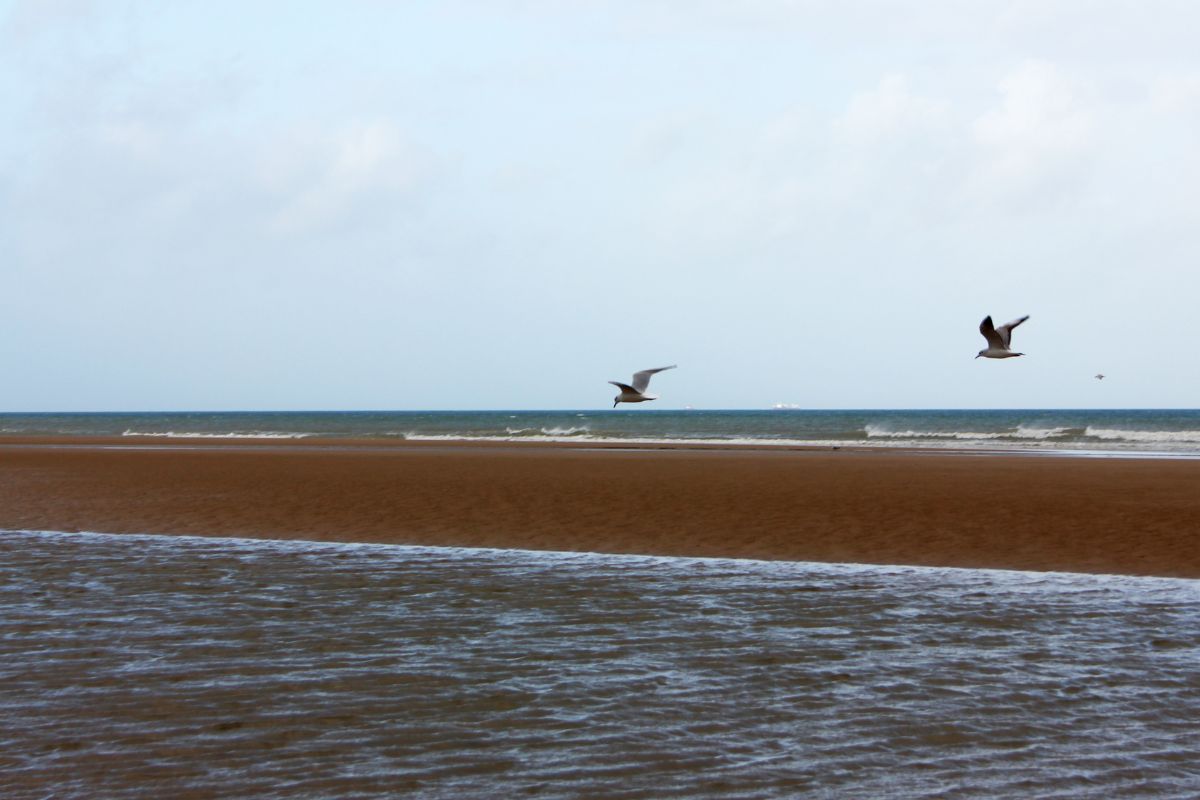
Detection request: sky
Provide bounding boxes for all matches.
[3,0,1200,411]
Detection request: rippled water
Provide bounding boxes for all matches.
[3,531,1199,799]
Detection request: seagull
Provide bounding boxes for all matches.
[610,365,676,407]
[976,315,1030,359]
[1095,373,1105,380]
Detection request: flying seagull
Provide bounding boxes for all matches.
[610,365,676,407]
[976,315,1030,359]
[1095,373,1105,380]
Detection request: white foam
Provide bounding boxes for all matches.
[7,528,1199,588]
[864,425,1008,440]
[866,424,1078,441]
[396,432,1006,449]
[428,425,593,441]
[121,430,314,439]
[96,427,1200,456]
[402,432,832,447]
[540,425,590,436]
[1084,427,1200,443]
[1014,425,1073,439]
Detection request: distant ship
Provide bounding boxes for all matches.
[772,403,803,410]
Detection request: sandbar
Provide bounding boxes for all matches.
[1,437,1197,577]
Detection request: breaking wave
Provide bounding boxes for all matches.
[864,425,1006,440]
[405,425,594,442]
[399,432,839,447]
[1084,427,1200,443]
[501,425,592,437]
[864,424,1080,441]
[1014,425,1077,439]
[865,424,1094,441]
[97,423,1200,452]
[2,411,1197,455]
[121,430,314,439]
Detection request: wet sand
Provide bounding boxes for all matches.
[0,437,1197,577]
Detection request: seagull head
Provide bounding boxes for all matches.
[975,350,985,359]
[613,397,620,408]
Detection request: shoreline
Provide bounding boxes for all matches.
[1,433,1197,460]
[2,436,1198,578]
[11,528,1200,584]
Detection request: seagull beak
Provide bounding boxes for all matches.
[613,400,619,408]
[974,354,981,359]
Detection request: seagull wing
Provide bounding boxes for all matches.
[631,365,676,393]
[608,381,637,394]
[996,315,1029,348]
[979,316,1005,349]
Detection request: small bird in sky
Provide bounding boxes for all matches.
[1095,373,1105,380]
[976,315,1030,359]
[610,365,676,407]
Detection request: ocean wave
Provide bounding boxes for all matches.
[1084,427,1200,443]
[394,432,1051,449]
[98,425,1200,449]
[501,425,591,437]
[542,425,590,436]
[864,425,1009,440]
[400,433,836,447]
[96,427,1200,456]
[1014,425,1082,439]
[121,430,314,439]
[865,424,1083,441]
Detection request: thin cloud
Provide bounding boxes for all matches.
[835,74,948,145]
[970,60,1096,205]
[263,122,438,236]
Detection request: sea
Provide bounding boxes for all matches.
[3,408,1200,454]
[2,530,1198,798]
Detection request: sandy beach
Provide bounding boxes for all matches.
[0,437,1197,577]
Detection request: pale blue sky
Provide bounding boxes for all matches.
[3,1,1199,410]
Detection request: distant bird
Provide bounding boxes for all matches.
[610,365,676,407]
[1095,373,1105,380]
[976,315,1030,359]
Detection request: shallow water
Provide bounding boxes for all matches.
[2,530,1198,799]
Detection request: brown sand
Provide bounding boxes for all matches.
[1,437,1197,577]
